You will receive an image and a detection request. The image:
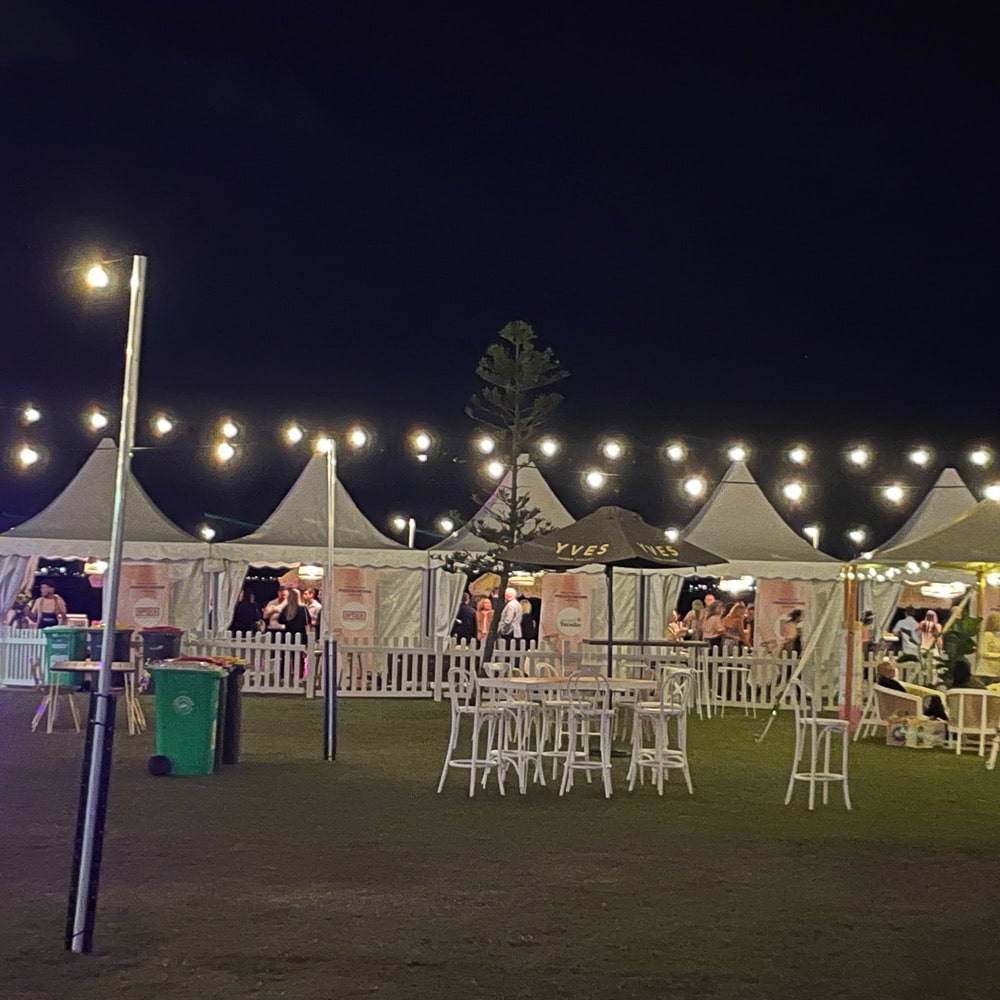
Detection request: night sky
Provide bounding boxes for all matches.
[2,4,996,559]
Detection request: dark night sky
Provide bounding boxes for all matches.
[2,3,997,558]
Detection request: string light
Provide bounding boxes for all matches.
[664,442,686,462]
[220,419,239,440]
[347,425,369,449]
[882,484,905,505]
[664,527,680,543]
[475,434,496,455]
[787,444,809,465]
[984,484,1000,502]
[847,527,868,546]
[391,515,409,533]
[215,441,236,463]
[782,481,805,502]
[87,409,109,431]
[85,264,110,289]
[437,516,456,534]
[803,525,820,545]
[969,446,992,467]
[17,445,40,468]
[846,445,871,468]
[584,469,606,490]
[152,414,174,437]
[315,436,333,454]
[198,523,216,541]
[682,476,705,499]
[486,459,505,480]
[601,438,624,460]
[907,446,931,467]
[21,405,41,425]
[538,437,560,458]
[726,443,749,463]
[284,424,304,445]
[411,430,432,454]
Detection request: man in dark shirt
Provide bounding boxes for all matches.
[451,592,477,642]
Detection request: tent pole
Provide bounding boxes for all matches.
[606,566,614,678]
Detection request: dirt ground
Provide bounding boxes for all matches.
[2,690,999,1000]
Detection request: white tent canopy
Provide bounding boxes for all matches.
[0,438,209,561]
[877,468,976,551]
[680,461,842,580]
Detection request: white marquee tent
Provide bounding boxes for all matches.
[211,453,427,640]
[0,438,210,630]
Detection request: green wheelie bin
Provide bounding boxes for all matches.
[147,662,226,776]
[41,626,87,685]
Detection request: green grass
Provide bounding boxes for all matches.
[2,691,1000,999]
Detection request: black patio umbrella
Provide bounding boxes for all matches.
[497,505,725,677]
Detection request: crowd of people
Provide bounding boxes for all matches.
[3,580,69,628]
[673,595,761,652]
[229,586,322,639]
[450,586,537,643]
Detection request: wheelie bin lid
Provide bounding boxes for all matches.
[148,658,226,675]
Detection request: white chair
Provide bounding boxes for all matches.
[437,666,506,796]
[559,671,614,798]
[30,659,82,734]
[855,685,924,741]
[628,668,693,795]
[714,659,756,717]
[945,690,1000,757]
[784,680,851,811]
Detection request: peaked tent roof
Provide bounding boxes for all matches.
[877,467,976,551]
[681,461,841,579]
[875,500,1000,570]
[212,452,425,568]
[431,455,575,554]
[0,438,209,560]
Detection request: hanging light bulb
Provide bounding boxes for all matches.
[782,481,804,502]
[787,445,809,465]
[970,446,993,467]
[285,424,304,445]
[21,404,41,425]
[215,441,236,463]
[17,445,40,467]
[486,460,505,480]
[412,430,432,453]
[584,469,606,490]
[220,419,239,440]
[347,425,369,449]
[152,414,174,437]
[907,446,931,467]
[726,442,749,463]
[664,527,680,543]
[803,525,820,545]
[882,484,905,504]
[87,409,109,431]
[538,437,560,458]
[601,438,624,460]
[847,527,867,546]
[984,483,1000,502]
[315,435,333,454]
[391,515,409,533]
[85,264,110,288]
[437,516,456,534]
[846,445,871,468]
[198,523,216,541]
[664,442,686,462]
[683,476,705,498]
[475,434,496,455]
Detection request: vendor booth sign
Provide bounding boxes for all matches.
[331,567,376,643]
[116,563,170,627]
[540,572,596,651]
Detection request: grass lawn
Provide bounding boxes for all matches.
[2,689,999,1000]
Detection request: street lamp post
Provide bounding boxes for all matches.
[322,437,337,760]
[68,254,147,954]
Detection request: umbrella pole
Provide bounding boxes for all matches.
[606,566,614,678]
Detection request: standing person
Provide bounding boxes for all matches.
[30,580,68,628]
[451,592,477,642]
[701,601,726,653]
[475,597,494,640]
[916,609,943,654]
[780,609,804,656]
[279,589,310,679]
[892,606,920,656]
[263,587,288,637]
[682,599,705,640]
[497,587,523,639]
[743,603,755,647]
[519,599,537,643]
[302,588,323,637]
[229,589,262,635]
[723,601,748,649]
[4,590,34,628]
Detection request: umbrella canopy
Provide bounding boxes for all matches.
[876,500,1000,571]
[497,505,723,570]
[497,506,725,677]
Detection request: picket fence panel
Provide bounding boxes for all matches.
[0,627,46,687]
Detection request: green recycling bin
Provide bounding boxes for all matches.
[148,663,226,776]
[42,626,87,685]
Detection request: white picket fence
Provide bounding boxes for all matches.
[0,625,906,712]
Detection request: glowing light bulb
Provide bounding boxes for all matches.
[220,419,238,440]
[988,573,1000,587]
[413,431,432,453]
[215,441,236,463]
[437,516,456,534]
[969,446,992,467]
[285,424,304,445]
[664,527,680,543]
[908,446,931,467]
[683,476,705,498]
[788,445,809,465]
[153,414,174,436]
[391,516,408,533]
[601,439,624,460]
[315,436,333,454]
[22,405,41,425]
[347,426,368,449]
[848,528,867,545]
[476,435,496,455]
[883,484,905,504]
[539,437,559,458]
[88,410,109,431]
[803,525,820,543]
[847,446,870,468]
[782,481,804,502]
[198,524,216,541]
[906,562,920,574]
[486,460,505,480]
[17,445,40,467]
[726,443,749,463]
[585,469,606,490]
[985,483,1000,502]
[416,453,428,463]
[85,264,110,288]
[665,442,686,462]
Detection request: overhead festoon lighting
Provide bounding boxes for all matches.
[21,404,42,425]
[17,444,40,468]
[152,413,174,437]
[391,515,410,533]
[284,423,304,445]
[584,469,606,490]
[664,441,686,463]
[475,434,496,455]
[85,264,110,289]
[347,425,369,449]
[726,442,749,463]
[969,445,992,467]
[907,445,932,467]
[87,409,109,431]
[411,429,433,462]
[538,436,560,458]
[803,525,820,545]
[198,523,216,541]
[315,435,333,454]
[845,444,872,469]
[782,481,805,502]
[215,441,236,463]
[847,527,868,546]
[486,460,505,480]
[683,475,705,499]
[664,527,680,543]
[437,516,456,534]
[600,438,625,461]
[984,483,1000,502]
[220,418,239,440]
[787,444,810,465]
[882,483,905,505]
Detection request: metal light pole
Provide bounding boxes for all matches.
[322,438,338,759]
[68,254,147,953]
[407,517,416,549]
